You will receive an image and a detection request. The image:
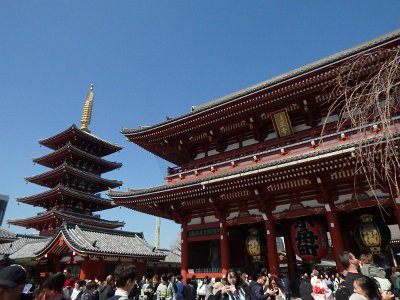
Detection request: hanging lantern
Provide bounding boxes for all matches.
[291,219,329,261]
[246,228,261,256]
[354,214,391,254]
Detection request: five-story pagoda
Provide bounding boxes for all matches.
[8,85,124,236]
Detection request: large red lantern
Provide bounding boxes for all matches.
[291,219,329,261]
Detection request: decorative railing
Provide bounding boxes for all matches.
[165,117,400,183]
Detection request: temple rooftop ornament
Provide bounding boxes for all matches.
[81,84,94,133]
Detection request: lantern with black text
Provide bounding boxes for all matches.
[246,228,261,262]
[354,214,391,254]
[291,219,329,261]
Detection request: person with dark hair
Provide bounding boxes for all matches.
[220,269,248,300]
[99,275,115,300]
[63,268,75,299]
[351,276,381,300]
[71,280,86,300]
[37,272,66,300]
[175,275,184,300]
[167,273,177,300]
[107,264,136,300]
[156,274,170,300]
[191,276,197,300]
[183,278,193,300]
[266,276,285,300]
[197,277,208,300]
[0,264,28,300]
[249,272,275,300]
[336,251,362,300]
[146,275,160,300]
[82,281,98,300]
[298,275,313,300]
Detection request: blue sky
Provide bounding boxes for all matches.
[1,1,399,248]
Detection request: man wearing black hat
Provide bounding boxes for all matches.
[0,264,28,300]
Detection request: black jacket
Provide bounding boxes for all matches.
[99,284,115,300]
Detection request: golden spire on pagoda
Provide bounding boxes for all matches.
[80,84,94,133]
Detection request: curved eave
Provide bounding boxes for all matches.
[17,185,114,211]
[25,163,123,191]
[36,224,166,260]
[8,210,124,229]
[39,125,122,156]
[33,143,122,173]
[122,29,400,138]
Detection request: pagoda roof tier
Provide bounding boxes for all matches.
[121,29,400,165]
[35,223,166,260]
[33,143,122,174]
[8,208,124,230]
[110,124,400,222]
[25,163,122,193]
[39,125,122,157]
[16,184,114,212]
[0,227,17,244]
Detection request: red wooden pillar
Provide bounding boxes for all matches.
[325,204,345,273]
[284,234,297,288]
[181,224,188,284]
[264,216,279,276]
[220,221,230,275]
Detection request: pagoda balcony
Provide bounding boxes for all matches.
[165,117,400,184]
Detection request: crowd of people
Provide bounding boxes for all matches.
[1,251,400,300]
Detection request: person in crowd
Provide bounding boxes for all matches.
[361,254,387,280]
[220,269,247,300]
[205,277,213,300]
[99,275,115,300]
[81,281,99,300]
[323,274,334,292]
[106,263,136,300]
[63,268,75,300]
[71,280,86,300]
[175,275,184,300]
[197,277,208,300]
[128,278,140,300]
[146,275,160,300]
[248,272,276,300]
[167,273,177,300]
[266,276,285,300]
[279,274,290,300]
[156,274,170,300]
[183,278,194,300]
[298,275,313,300]
[37,272,66,300]
[141,278,150,300]
[191,276,198,300]
[350,276,381,300]
[139,277,147,289]
[0,264,28,300]
[213,278,223,296]
[336,251,362,300]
